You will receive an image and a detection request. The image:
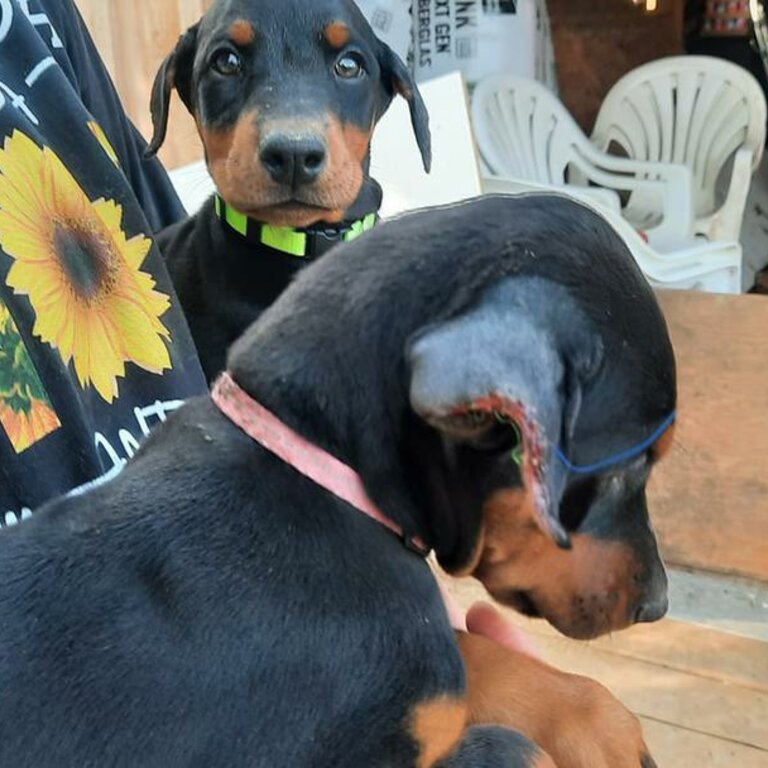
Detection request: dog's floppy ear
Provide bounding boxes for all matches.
[407,278,602,566]
[378,44,431,173]
[146,23,199,157]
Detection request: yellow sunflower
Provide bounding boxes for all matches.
[0,301,61,453]
[0,131,172,403]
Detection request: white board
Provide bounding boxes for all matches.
[371,71,482,217]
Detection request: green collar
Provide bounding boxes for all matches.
[214,195,377,258]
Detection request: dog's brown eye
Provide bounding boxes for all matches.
[212,49,243,76]
[335,53,365,80]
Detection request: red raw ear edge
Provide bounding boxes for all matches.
[448,394,571,550]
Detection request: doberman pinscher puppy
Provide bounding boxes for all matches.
[148,0,430,382]
[0,196,673,767]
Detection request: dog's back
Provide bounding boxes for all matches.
[0,397,460,767]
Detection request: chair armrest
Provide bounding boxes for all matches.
[479,174,740,291]
[698,147,753,242]
[573,141,695,248]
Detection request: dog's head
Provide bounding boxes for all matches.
[407,275,675,640]
[228,195,677,642]
[146,0,430,227]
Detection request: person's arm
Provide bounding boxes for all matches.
[35,0,187,232]
[0,1,205,518]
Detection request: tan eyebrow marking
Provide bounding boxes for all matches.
[229,19,256,46]
[324,21,350,49]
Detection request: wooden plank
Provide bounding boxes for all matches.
[178,0,211,30]
[106,0,183,139]
[446,577,768,754]
[640,718,768,768]
[531,635,768,752]
[75,2,115,75]
[447,576,768,693]
[649,291,768,582]
[74,0,212,169]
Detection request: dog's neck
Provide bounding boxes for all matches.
[212,371,431,556]
[227,333,439,556]
[214,177,383,257]
[340,176,383,222]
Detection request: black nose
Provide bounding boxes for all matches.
[259,135,327,185]
[634,595,669,624]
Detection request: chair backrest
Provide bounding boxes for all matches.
[592,56,767,218]
[471,74,587,185]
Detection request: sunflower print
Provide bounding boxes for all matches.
[87,121,120,167]
[0,130,172,403]
[0,300,61,453]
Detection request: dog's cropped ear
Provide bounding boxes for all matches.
[378,45,431,173]
[146,23,199,157]
[407,278,602,568]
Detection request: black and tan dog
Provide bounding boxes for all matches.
[0,196,674,767]
[149,0,430,381]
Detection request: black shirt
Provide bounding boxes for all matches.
[0,0,206,522]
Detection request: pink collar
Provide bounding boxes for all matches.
[211,372,430,556]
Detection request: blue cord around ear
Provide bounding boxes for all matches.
[554,411,677,475]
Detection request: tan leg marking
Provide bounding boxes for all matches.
[410,697,468,768]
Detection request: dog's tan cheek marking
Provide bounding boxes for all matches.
[230,110,261,159]
[476,488,541,573]
[553,535,640,630]
[652,423,676,462]
[229,20,255,46]
[341,123,373,164]
[410,697,467,768]
[317,115,366,213]
[324,21,350,49]
[198,124,235,165]
[476,489,641,632]
[200,110,265,200]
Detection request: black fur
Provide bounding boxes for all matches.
[0,195,675,766]
[438,726,550,767]
[157,183,382,380]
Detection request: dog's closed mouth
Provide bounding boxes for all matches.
[495,589,543,620]
[272,200,332,213]
[514,592,542,619]
[237,199,336,219]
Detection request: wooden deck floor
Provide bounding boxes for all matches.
[449,577,768,767]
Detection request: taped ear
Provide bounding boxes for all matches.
[407,278,601,555]
[378,45,432,173]
[146,24,199,157]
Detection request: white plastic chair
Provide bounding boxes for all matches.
[471,74,694,249]
[592,55,767,244]
[481,175,742,294]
